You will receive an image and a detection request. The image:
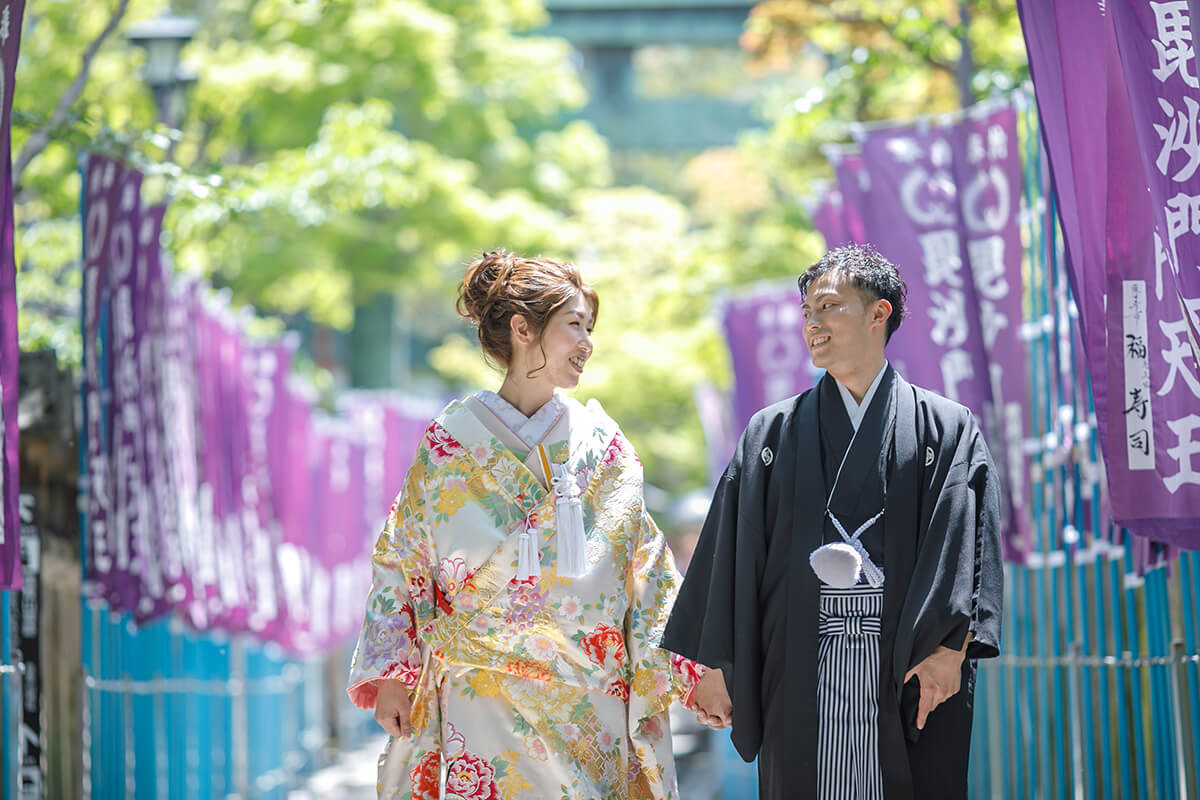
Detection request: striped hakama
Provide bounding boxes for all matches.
[817,583,885,800]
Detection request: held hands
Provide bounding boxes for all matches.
[374,679,413,738]
[687,668,733,731]
[903,635,971,730]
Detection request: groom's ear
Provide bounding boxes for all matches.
[871,299,893,329]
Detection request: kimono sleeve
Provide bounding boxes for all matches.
[623,508,704,796]
[964,423,1003,660]
[915,413,1004,665]
[346,462,431,710]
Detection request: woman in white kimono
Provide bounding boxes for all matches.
[347,250,705,799]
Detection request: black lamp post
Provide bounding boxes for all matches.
[124,13,198,129]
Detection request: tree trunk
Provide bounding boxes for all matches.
[348,292,396,389]
[955,1,976,109]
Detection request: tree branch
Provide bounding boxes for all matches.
[14,0,133,185]
[828,11,959,77]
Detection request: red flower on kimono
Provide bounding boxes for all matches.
[408,750,442,800]
[606,677,630,702]
[434,582,454,616]
[671,652,707,687]
[600,434,626,468]
[581,623,627,669]
[383,657,422,690]
[507,657,554,682]
[444,751,502,800]
[425,422,466,464]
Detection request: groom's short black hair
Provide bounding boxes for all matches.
[797,244,908,341]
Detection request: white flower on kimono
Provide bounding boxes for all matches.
[438,556,471,596]
[524,634,558,662]
[559,723,580,742]
[472,444,491,463]
[598,730,615,749]
[472,615,493,636]
[444,722,468,759]
[524,735,550,761]
[456,592,480,613]
[586,538,608,562]
[557,595,583,618]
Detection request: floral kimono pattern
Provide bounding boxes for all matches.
[348,395,704,800]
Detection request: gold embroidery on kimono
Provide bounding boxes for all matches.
[348,394,703,800]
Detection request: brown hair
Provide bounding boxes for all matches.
[457,249,599,371]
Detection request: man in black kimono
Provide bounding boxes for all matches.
[664,245,1003,799]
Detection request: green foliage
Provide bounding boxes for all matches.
[11,0,1031,497]
[737,1,1029,187]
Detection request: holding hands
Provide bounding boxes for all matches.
[687,668,733,730]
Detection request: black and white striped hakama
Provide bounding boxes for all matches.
[817,583,885,800]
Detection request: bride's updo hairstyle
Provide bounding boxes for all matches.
[457,249,599,370]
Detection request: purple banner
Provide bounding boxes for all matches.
[164,279,206,628]
[109,167,148,614]
[951,106,1035,558]
[1106,1,1200,544]
[1020,0,1200,545]
[721,286,820,433]
[322,420,370,645]
[82,156,123,601]
[242,339,292,639]
[693,381,736,486]
[274,382,319,654]
[811,187,849,249]
[74,156,440,645]
[859,125,994,417]
[832,150,869,246]
[0,0,26,590]
[211,302,251,630]
[191,298,231,625]
[300,420,335,651]
[139,205,189,619]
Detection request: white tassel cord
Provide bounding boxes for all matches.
[810,542,863,589]
[515,504,541,582]
[516,526,541,581]
[551,467,589,578]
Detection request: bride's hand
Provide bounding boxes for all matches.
[374,679,413,737]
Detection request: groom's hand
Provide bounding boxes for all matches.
[904,633,972,730]
[689,668,733,730]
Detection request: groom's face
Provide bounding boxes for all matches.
[800,270,889,373]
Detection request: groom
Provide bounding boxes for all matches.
[666,244,1003,799]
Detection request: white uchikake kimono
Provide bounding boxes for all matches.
[347,392,703,800]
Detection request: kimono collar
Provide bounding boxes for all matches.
[834,360,889,432]
[475,390,567,449]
